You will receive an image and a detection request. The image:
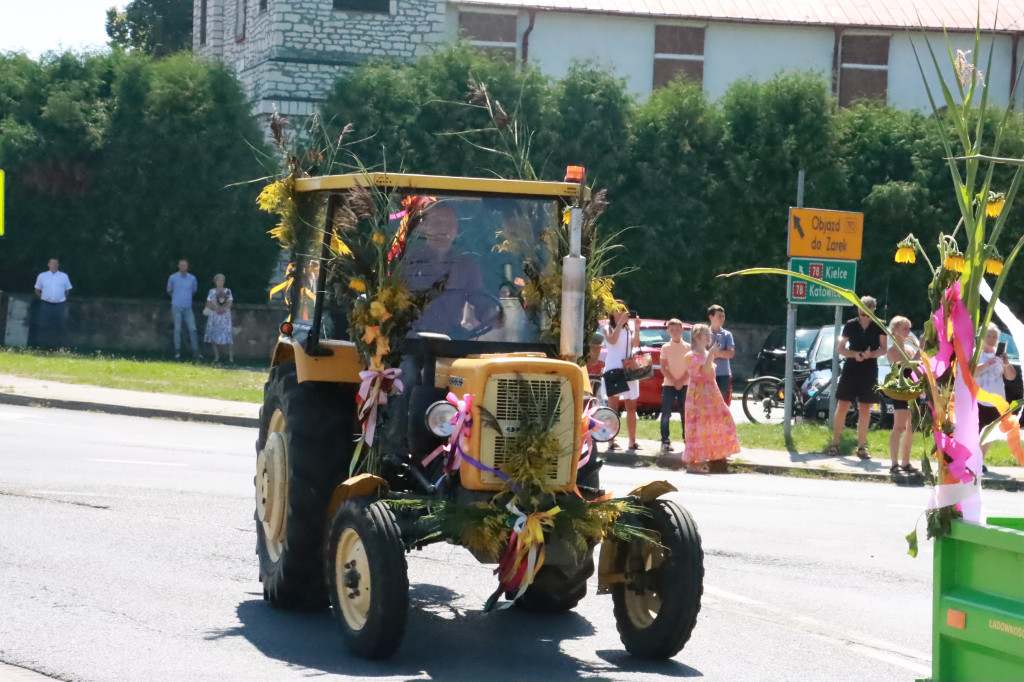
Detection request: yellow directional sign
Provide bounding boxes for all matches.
[788,207,863,261]
[0,170,5,236]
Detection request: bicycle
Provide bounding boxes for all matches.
[742,373,807,425]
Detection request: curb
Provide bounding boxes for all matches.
[0,392,260,429]
[602,450,1022,491]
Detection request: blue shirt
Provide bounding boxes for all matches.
[710,328,735,377]
[167,272,198,308]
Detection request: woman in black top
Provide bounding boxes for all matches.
[827,296,887,459]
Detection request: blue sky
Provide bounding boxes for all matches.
[0,1,126,57]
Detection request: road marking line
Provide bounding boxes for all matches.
[704,585,931,675]
[88,459,186,467]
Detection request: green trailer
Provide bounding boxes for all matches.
[928,517,1024,681]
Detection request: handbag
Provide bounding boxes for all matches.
[622,352,654,381]
[603,368,630,397]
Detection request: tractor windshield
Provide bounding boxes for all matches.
[313,192,563,348]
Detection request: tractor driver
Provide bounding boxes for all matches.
[405,202,485,337]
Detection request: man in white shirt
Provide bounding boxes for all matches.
[33,258,72,348]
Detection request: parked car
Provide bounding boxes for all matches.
[752,326,820,378]
[587,318,693,413]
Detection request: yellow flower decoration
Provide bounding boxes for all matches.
[369,354,386,372]
[372,232,387,246]
[944,254,965,273]
[362,325,380,344]
[375,336,390,357]
[986,258,1004,275]
[349,278,367,293]
[986,191,1006,218]
[369,300,391,321]
[895,246,916,264]
[256,180,286,213]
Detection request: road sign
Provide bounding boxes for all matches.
[787,257,857,305]
[788,207,863,260]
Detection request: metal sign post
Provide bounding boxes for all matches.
[785,192,864,436]
[783,171,805,440]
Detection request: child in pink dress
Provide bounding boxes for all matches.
[682,324,741,472]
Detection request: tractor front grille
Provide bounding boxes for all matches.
[479,374,576,487]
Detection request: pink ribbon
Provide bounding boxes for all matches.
[356,368,404,446]
[422,392,472,470]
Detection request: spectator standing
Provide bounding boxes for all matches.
[886,316,920,475]
[167,259,200,360]
[975,323,1017,469]
[682,323,740,473]
[707,304,735,404]
[659,319,690,454]
[603,305,641,452]
[33,258,72,349]
[828,296,886,459]
[203,274,234,363]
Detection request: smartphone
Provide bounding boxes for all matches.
[997,341,1007,356]
[630,311,639,319]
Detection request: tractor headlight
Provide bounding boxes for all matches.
[425,401,458,438]
[589,406,620,442]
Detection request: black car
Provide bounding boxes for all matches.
[752,327,820,378]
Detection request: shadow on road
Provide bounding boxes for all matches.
[210,583,702,679]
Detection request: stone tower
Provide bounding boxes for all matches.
[193,0,449,118]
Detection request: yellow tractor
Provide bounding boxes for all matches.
[254,170,704,659]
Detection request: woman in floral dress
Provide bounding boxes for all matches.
[203,274,234,362]
[683,324,740,472]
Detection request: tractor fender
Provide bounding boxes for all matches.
[327,473,390,519]
[597,480,678,593]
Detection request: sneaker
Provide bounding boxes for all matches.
[661,442,672,454]
[982,464,989,475]
[174,352,181,360]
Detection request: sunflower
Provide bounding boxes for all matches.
[986,191,1006,218]
[944,253,965,273]
[986,258,1004,275]
[895,246,916,264]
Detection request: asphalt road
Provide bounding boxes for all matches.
[4,403,1015,681]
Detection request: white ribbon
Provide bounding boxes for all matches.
[356,368,404,446]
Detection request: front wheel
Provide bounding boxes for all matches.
[611,499,704,659]
[742,377,787,425]
[327,497,409,660]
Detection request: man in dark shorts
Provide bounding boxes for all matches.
[828,296,887,459]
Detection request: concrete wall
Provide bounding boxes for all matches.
[3,294,286,363]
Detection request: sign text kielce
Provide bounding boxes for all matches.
[788,258,857,306]
[788,207,863,261]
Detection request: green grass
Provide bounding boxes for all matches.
[636,414,1021,467]
[0,348,267,403]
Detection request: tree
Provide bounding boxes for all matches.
[106,0,193,57]
[0,51,276,302]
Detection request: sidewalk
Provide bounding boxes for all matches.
[1,373,1020,491]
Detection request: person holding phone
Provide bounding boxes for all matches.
[603,303,641,452]
[886,316,920,475]
[975,323,1017,467]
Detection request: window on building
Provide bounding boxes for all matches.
[333,0,390,13]
[200,0,207,45]
[235,0,247,41]
[653,25,704,89]
[259,0,267,11]
[458,12,517,61]
[839,34,889,106]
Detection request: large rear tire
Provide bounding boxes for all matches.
[255,364,356,610]
[611,499,704,659]
[327,497,409,659]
